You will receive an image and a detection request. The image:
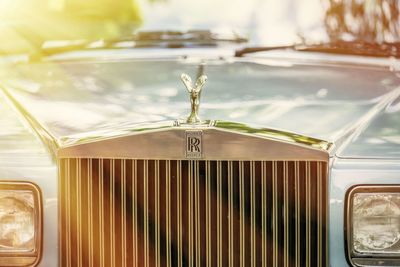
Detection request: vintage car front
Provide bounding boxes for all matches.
[0,0,400,266]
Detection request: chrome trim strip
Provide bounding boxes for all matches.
[59,125,330,161]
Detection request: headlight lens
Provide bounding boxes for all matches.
[0,190,35,252]
[0,182,42,267]
[347,186,400,267]
[353,193,400,253]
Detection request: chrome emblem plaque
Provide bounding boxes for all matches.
[185,130,203,159]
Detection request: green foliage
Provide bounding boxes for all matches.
[0,0,143,55]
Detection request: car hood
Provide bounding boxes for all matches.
[1,54,400,158]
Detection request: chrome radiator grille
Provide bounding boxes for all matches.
[59,159,328,267]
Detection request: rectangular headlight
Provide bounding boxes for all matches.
[347,185,400,267]
[0,182,42,267]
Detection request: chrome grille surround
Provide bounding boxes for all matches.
[58,124,330,267]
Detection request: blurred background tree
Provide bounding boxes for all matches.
[1,0,400,56]
[324,0,400,43]
[0,0,142,55]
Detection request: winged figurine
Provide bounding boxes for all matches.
[181,73,207,124]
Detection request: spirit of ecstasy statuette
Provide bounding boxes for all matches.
[181,73,207,124]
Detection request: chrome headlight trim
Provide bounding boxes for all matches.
[346,185,400,267]
[0,181,42,267]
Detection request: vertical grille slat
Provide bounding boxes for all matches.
[283,161,289,267]
[70,159,77,267]
[154,160,160,267]
[176,160,183,267]
[216,161,222,267]
[228,161,234,267]
[132,160,138,267]
[88,159,93,267]
[99,159,105,267]
[294,161,301,267]
[164,160,171,267]
[205,161,211,267]
[194,161,201,267]
[306,161,311,267]
[250,161,256,267]
[272,161,278,267]
[59,159,328,267]
[261,161,267,267]
[121,159,127,267]
[239,161,245,267]
[188,160,193,267]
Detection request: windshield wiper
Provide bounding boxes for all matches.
[37,29,248,59]
[235,41,400,58]
[234,45,296,57]
[129,30,248,48]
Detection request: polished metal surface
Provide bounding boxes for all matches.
[56,119,332,152]
[0,87,58,159]
[57,126,329,161]
[337,96,400,159]
[1,56,399,159]
[59,158,328,267]
[0,90,54,167]
[180,73,207,124]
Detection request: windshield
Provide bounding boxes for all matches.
[1,0,399,54]
[138,0,326,46]
[137,0,400,45]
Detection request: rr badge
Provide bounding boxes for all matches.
[185,130,203,159]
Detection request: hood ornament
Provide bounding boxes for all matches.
[181,73,207,124]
